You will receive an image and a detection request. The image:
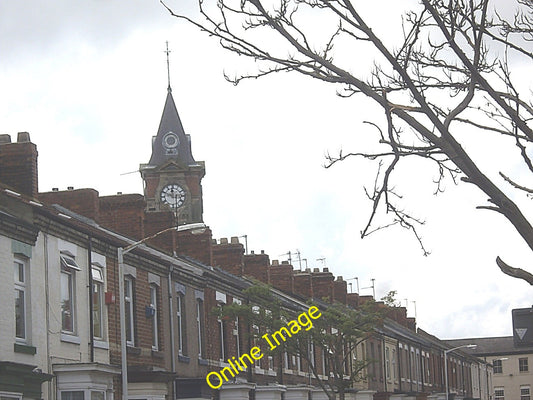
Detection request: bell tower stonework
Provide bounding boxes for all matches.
[140,88,205,225]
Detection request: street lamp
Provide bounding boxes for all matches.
[118,222,207,400]
[444,344,477,400]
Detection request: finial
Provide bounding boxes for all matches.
[165,41,172,92]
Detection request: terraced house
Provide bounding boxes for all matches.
[0,86,492,400]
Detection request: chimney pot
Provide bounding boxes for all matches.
[261,250,265,254]
[220,237,228,244]
[323,267,329,272]
[250,250,255,255]
[52,188,59,192]
[0,134,11,144]
[67,186,74,191]
[117,192,122,195]
[305,268,311,273]
[17,132,31,142]
[272,260,279,266]
[336,276,344,281]
[282,261,289,265]
[230,236,239,244]
[313,268,320,273]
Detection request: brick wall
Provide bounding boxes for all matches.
[310,269,334,301]
[346,292,360,308]
[333,277,347,304]
[212,237,244,275]
[0,132,38,197]
[143,210,175,253]
[293,270,313,298]
[39,188,101,222]
[176,229,213,266]
[243,251,270,282]
[99,194,146,240]
[106,256,167,370]
[269,261,294,293]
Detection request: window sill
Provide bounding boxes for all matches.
[198,358,209,366]
[282,369,294,375]
[61,333,81,344]
[14,343,37,355]
[178,355,190,364]
[93,340,109,350]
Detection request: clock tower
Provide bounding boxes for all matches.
[140,87,205,224]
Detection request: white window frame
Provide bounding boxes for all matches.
[60,254,79,335]
[297,339,303,372]
[519,357,529,372]
[521,386,531,400]
[196,299,205,358]
[124,276,135,346]
[0,391,23,400]
[60,391,85,400]
[392,348,397,382]
[14,257,28,343]
[309,340,315,368]
[493,359,503,374]
[177,293,185,355]
[495,387,504,400]
[233,315,240,357]
[252,324,261,368]
[268,355,274,371]
[385,347,391,380]
[150,284,159,351]
[59,390,106,400]
[218,312,226,361]
[322,346,327,376]
[91,266,104,340]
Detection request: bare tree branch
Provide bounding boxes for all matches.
[163,0,533,282]
[497,256,533,285]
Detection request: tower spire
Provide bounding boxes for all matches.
[165,41,172,92]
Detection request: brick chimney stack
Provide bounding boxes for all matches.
[213,237,245,276]
[243,251,270,282]
[0,132,38,197]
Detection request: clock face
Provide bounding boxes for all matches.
[160,184,186,208]
[163,132,179,150]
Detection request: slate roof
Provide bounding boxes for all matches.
[148,88,197,167]
[446,336,533,356]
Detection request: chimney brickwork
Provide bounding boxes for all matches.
[269,262,294,293]
[243,252,270,282]
[39,188,101,222]
[212,237,245,275]
[0,132,38,198]
[99,194,146,240]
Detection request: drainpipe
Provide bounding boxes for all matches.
[168,265,177,397]
[44,232,54,400]
[88,236,95,363]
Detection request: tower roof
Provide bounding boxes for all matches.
[148,88,197,167]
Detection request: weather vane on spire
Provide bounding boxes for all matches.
[165,41,172,91]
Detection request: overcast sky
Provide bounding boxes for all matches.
[1,0,532,340]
